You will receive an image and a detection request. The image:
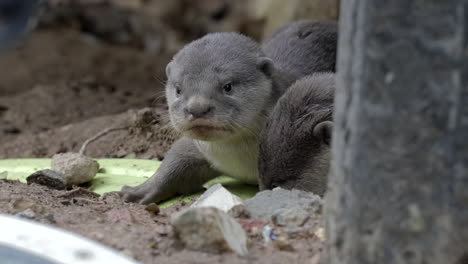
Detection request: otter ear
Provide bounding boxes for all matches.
[257,57,274,77]
[313,121,333,145]
[165,61,173,78]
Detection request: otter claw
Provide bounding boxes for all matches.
[118,184,171,205]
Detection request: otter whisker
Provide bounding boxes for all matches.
[154,75,167,86]
[152,91,168,106]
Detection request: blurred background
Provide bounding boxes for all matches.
[0,0,339,160]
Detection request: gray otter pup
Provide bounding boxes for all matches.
[120,20,337,204]
[262,19,337,78]
[258,73,334,196]
[120,32,294,204]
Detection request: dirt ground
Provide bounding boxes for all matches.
[0,180,323,264]
[0,1,324,263]
[0,28,176,160]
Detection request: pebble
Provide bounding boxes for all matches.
[228,204,251,219]
[145,203,160,214]
[26,169,67,190]
[273,235,294,251]
[51,152,100,187]
[191,184,243,212]
[15,208,36,219]
[171,207,248,255]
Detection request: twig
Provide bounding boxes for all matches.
[79,126,128,155]
[56,187,99,198]
[72,198,103,205]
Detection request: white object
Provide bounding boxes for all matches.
[191,183,243,212]
[0,214,140,264]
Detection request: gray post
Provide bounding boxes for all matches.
[325,1,468,264]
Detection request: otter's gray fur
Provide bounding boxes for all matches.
[120,32,294,203]
[120,21,337,204]
[262,19,337,78]
[258,73,334,196]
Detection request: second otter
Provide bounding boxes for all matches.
[258,73,335,196]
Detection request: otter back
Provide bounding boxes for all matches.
[262,19,338,79]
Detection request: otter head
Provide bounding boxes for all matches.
[165,32,275,141]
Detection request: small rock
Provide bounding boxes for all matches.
[52,152,99,186]
[314,227,325,241]
[145,203,160,214]
[272,207,310,227]
[171,207,248,255]
[243,188,322,221]
[15,208,36,219]
[43,212,56,223]
[26,169,67,190]
[57,187,100,199]
[10,199,44,213]
[191,184,243,212]
[60,200,71,206]
[228,204,251,219]
[115,148,128,158]
[123,152,137,159]
[274,235,294,251]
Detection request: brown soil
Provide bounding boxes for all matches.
[0,29,177,160]
[0,180,323,264]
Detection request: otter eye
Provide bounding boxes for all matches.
[175,85,181,96]
[222,83,232,93]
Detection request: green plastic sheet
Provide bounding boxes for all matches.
[0,159,258,208]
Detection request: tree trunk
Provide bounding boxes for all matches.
[325,1,468,264]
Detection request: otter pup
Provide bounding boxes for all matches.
[258,73,334,196]
[120,21,337,204]
[120,32,293,203]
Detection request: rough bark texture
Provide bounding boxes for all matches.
[326,1,468,264]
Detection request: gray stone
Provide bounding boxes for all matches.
[171,207,248,256]
[26,169,66,190]
[243,188,322,222]
[272,207,310,227]
[15,208,36,219]
[51,152,99,186]
[227,204,251,219]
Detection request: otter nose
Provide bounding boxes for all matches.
[185,104,214,119]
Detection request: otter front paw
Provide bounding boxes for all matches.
[119,184,170,205]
